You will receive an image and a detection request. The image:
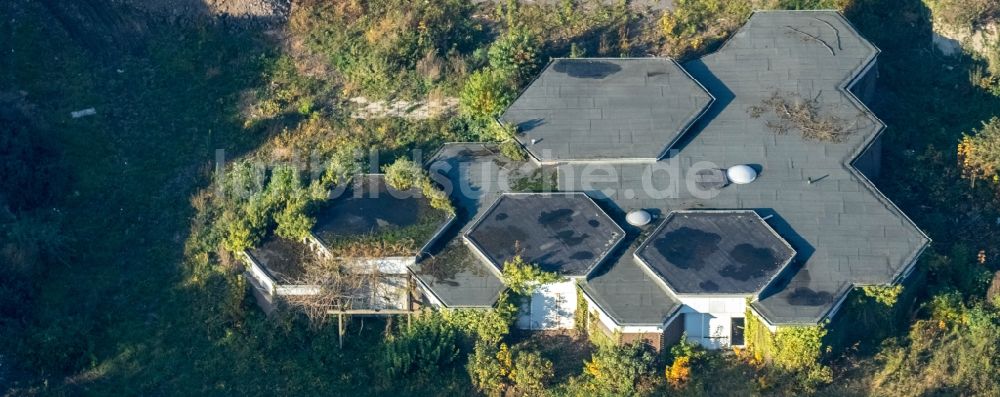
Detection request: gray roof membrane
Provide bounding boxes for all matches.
[582,248,682,326]
[560,11,928,325]
[502,58,713,162]
[465,193,624,277]
[416,11,928,327]
[635,211,795,295]
[411,240,506,308]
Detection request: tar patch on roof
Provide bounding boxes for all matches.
[501,58,713,163]
[465,193,624,277]
[636,210,795,294]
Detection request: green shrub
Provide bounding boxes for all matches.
[459,68,516,120]
[487,27,541,86]
[467,341,554,397]
[383,158,456,215]
[925,245,993,298]
[322,142,363,188]
[501,255,563,295]
[298,0,482,100]
[383,158,424,191]
[745,309,832,389]
[468,341,506,396]
[659,0,752,60]
[274,197,314,240]
[442,302,516,345]
[420,179,456,216]
[575,287,588,333]
[384,311,462,377]
[873,305,1000,396]
[488,120,519,142]
[862,284,904,306]
[499,140,528,161]
[928,290,966,326]
[579,343,657,396]
[510,349,554,395]
[958,117,1000,187]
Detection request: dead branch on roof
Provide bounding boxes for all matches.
[282,255,406,326]
[747,91,859,143]
[785,26,835,55]
[812,18,842,51]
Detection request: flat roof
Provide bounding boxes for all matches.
[412,144,545,306]
[464,193,624,277]
[635,211,795,295]
[501,58,713,162]
[582,247,682,326]
[411,241,505,308]
[246,236,312,283]
[558,11,929,325]
[312,174,450,255]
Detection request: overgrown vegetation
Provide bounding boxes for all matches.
[958,117,1000,186]
[745,311,833,390]
[383,158,455,215]
[659,0,754,59]
[290,0,483,100]
[657,0,849,60]
[924,0,1000,31]
[6,0,1000,394]
[573,342,659,396]
[317,212,449,258]
[500,255,564,296]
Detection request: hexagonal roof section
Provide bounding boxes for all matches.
[411,242,506,308]
[636,210,795,295]
[464,193,624,277]
[312,174,453,257]
[500,58,713,163]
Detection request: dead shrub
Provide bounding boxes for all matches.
[748,91,861,143]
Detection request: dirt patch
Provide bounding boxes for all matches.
[348,96,458,120]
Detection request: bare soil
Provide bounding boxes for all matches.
[115,0,290,21]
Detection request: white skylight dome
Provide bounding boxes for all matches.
[726,165,757,185]
[626,209,652,226]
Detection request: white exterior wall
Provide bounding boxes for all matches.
[415,278,445,308]
[677,295,747,349]
[351,257,414,274]
[243,252,276,296]
[581,291,621,333]
[621,323,667,334]
[517,280,577,330]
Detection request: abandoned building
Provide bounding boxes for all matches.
[244,10,929,351]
